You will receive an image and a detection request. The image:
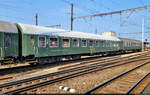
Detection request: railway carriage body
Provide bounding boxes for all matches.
[119,38,142,52]
[0,21,19,62]
[17,23,121,63]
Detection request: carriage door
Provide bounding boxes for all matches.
[4,33,11,57]
[30,36,36,56]
[36,36,46,57]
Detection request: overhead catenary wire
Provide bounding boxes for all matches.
[0,15,25,21]
[61,0,99,14]
[74,5,150,20]
[89,0,112,12]
[120,11,135,27]
[0,1,33,11]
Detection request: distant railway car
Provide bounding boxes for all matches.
[0,21,19,64]
[144,42,150,49]
[119,38,142,52]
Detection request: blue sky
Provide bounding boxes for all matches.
[0,0,150,41]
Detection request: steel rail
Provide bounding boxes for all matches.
[59,55,121,70]
[0,52,121,70]
[3,57,150,94]
[83,61,150,95]
[0,53,148,89]
[59,53,143,70]
[125,72,150,94]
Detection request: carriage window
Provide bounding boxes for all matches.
[127,42,129,47]
[30,36,35,46]
[95,41,99,47]
[130,42,131,46]
[100,41,104,47]
[5,34,11,48]
[112,42,114,47]
[129,42,131,47]
[102,41,105,47]
[73,39,79,47]
[107,43,109,47]
[125,42,128,47]
[89,40,94,47]
[109,43,111,47]
[62,39,70,47]
[39,36,46,47]
[106,41,108,47]
[49,38,58,47]
[116,43,119,47]
[114,43,116,47]
[81,40,87,47]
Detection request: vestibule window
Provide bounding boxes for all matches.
[39,36,46,47]
[30,36,35,46]
[49,38,58,47]
[5,34,11,48]
[73,39,79,47]
[62,39,70,47]
[95,41,99,47]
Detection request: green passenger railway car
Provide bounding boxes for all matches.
[16,23,121,64]
[0,21,142,65]
[119,38,142,52]
[0,21,19,62]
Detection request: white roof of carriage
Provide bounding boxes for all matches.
[0,21,18,33]
[18,23,120,41]
[18,23,66,33]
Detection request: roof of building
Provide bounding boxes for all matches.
[0,21,18,33]
[18,23,120,41]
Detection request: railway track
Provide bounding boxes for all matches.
[0,51,150,94]
[0,51,147,75]
[0,53,123,83]
[0,53,123,75]
[59,51,150,70]
[126,72,150,94]
[0,51,146,84]
[84,61,150,94]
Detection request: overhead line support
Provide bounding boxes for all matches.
[73,5,150,20]
[70,3,73,31]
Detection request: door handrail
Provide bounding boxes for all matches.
[0,48,2,58]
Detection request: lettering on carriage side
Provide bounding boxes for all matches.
[90,48,94,54]
[49,49,68,52]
